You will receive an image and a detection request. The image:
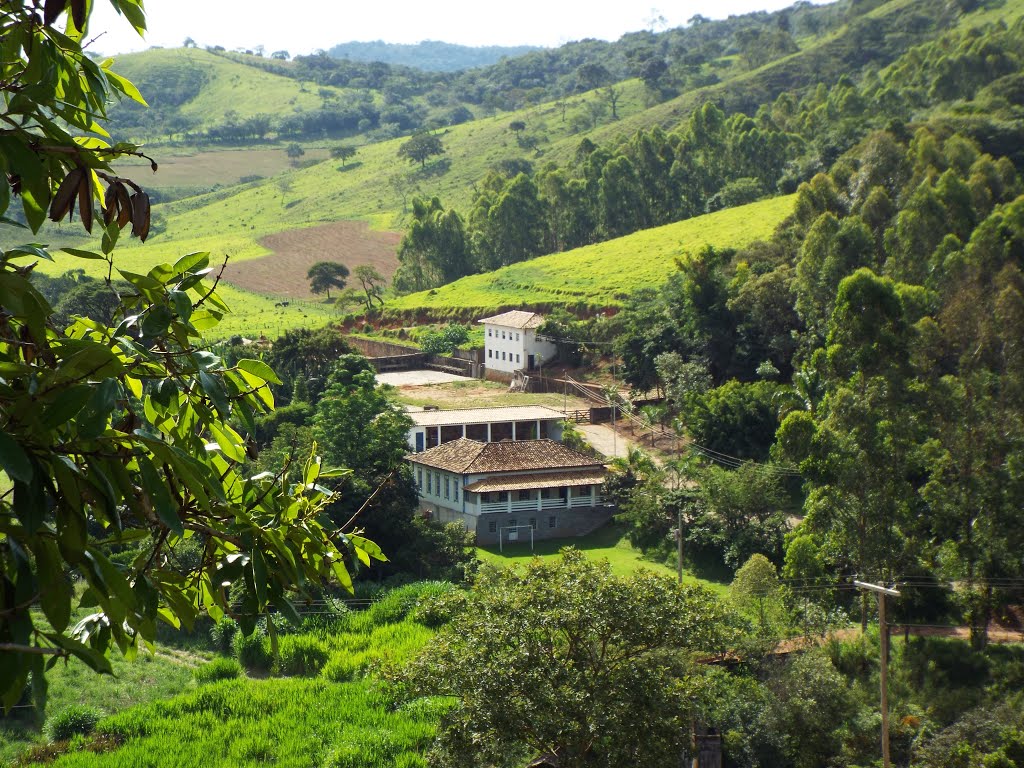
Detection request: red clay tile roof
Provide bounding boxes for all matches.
[464,469,607,492]
[406,438,604,474]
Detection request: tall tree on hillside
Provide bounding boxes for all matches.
[307,261,349,299]
[352,265,387,311]
[398,132,445,168]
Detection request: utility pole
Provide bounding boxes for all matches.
[854,580,901,768]
[677,508,683,585]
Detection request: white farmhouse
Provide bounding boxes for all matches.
[407,438,613,544]
[479,310,558,374]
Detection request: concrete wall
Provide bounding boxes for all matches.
[472,505,616,546]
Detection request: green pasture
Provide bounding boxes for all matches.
[108,48,356,136]
[387,194,795,318]
[0,650,200,765]
[476,524,729,595]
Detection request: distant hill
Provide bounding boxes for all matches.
[326,40,542,72]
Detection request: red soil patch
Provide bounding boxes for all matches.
[222,221,401,299]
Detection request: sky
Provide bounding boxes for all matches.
[87,0,824,58]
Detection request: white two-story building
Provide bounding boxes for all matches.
[407,438,613,544]
[479,310,558,374]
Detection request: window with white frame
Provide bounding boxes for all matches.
[416,469,422,489]
[444,476,450,499]
[454,482,459,501]
[516,333,520,341]
[426,472,432,494]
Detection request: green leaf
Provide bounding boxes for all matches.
[141,303,173,338]
[208,421,244,463]
[42,632,113,675]
[137,456,182,536]
[6,244,53,260]
[0,431,33,483]
[36,540,73,632]
[199,370,230,417]
[104,69,147,106]
[172,251,210,275]
[237,359,283,385]
[170,290,192,322]
[350,535,388,563]
[40,385,93,429]
[61,247,106,260]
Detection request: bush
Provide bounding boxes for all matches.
[210,617,239,654]
[45,705,102,742]
[194,657,242,684]
[277,635,330,676]
[233,630,272,672]
[321,652,370,682]
[409,583,465,628]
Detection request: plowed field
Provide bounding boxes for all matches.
[222,221,401,298]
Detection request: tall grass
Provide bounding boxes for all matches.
[15,583,459,766]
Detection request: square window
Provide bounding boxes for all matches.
[548,515,557,528]
[488,520,496,533]
[498,491,509,502]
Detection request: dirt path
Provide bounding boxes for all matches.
[576,424,642,460]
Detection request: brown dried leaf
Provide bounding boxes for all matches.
[77,172,93,233]
[48,167,83,222]
[130,192,151,241]
[69,0,86,31]
[43,0,68,26]
[115,184,132,229]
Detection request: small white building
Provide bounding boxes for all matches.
[407,405,566,452]
[407,438,613,544]
[479,310,558,374]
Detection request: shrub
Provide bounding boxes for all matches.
[409,583,465,628]
[277,635,330,676]
[234,630,272,672]
[321,651,370,682]
[210,617,239,654]
[194,657,243,684]
[45,705,102,742]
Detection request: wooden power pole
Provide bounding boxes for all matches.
[854,580,901,768]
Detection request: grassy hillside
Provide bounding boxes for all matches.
[107,48,356,137]
[385,194,795,318]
